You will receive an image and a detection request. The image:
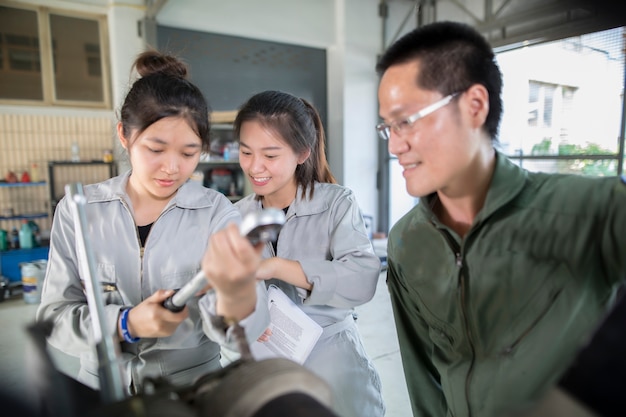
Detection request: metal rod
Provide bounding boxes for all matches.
[389,1,419,47]
[162,270,206,312]
[65,183,126,404]
[162,208,286,312]
[618,48,626,176]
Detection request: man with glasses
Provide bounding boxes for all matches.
[376,21,626,417]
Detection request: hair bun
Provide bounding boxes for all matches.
[133,50,188,79]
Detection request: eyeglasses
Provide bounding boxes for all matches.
[376,92,460,140]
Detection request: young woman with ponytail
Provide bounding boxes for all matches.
[209,90,385,417]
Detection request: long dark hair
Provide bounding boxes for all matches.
[234,90,336,199]
[119,50,211,152]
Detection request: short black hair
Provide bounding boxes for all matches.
[376,21,503,141]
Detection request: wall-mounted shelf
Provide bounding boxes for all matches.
[0,181,49,224]
[0,213,48,221]
[0,181,46,188]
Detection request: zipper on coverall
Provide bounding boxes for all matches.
[119,198,174,395]
[268,211,295,257]
[437,225,476,417]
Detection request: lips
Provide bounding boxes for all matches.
[250,176,270,186]
[400,162,420,178]
[399,159,419,170]
[156,178,176,187]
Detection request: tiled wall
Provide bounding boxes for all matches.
[0,113,116,233]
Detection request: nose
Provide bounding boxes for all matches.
[248,154,264,174]
[387,130,409,157]
[161,154,180,175]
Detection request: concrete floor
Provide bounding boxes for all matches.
[0,271,411,416]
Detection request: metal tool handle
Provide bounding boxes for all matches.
[162,271,204,312]
[162,208,286,312]
[65,183,126,404]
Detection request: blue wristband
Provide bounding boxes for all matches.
[120,308,140,343]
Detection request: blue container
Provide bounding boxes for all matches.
[0,247,50,283]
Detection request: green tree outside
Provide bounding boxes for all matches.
[529,138,617,176]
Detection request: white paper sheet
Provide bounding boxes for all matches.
[250,284,322,364]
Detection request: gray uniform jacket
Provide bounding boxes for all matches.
[36,171,265,394]
[234,182,386,417]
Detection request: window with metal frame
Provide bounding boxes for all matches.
[498,26,625,177]
[0,4,111,108]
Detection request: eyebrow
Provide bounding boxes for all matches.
[379,106,411,121]
[239,141,283,152]
[146,137,201,148]
[382,103,419,120]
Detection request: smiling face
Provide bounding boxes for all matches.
[378,60,488,199]
[238,120,309,208]
[119,116,202,202]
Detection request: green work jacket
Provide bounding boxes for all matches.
[386,152,626,417]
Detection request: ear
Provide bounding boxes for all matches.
[298,148,311,165]
[462,84,489,128]
[117,122,129,149]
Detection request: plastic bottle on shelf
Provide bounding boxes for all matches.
[10,227,20,250]
[5,171,17,183]
[103,149,113,163]
[30,163,40,182]
[28,220,40,247]
[19,221,34,249]
[222,141,239,161]
[0,229,8,251]
[71,142,80,162]
[228,142,239,160]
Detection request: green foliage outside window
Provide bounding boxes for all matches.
[530,138,617,176]
[557,142,617,176]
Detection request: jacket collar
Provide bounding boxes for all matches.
[87,170,216,210]
[290,183,330,217]
[250,182,329,217]
[478,150,527,221]
[422,150,527,224]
